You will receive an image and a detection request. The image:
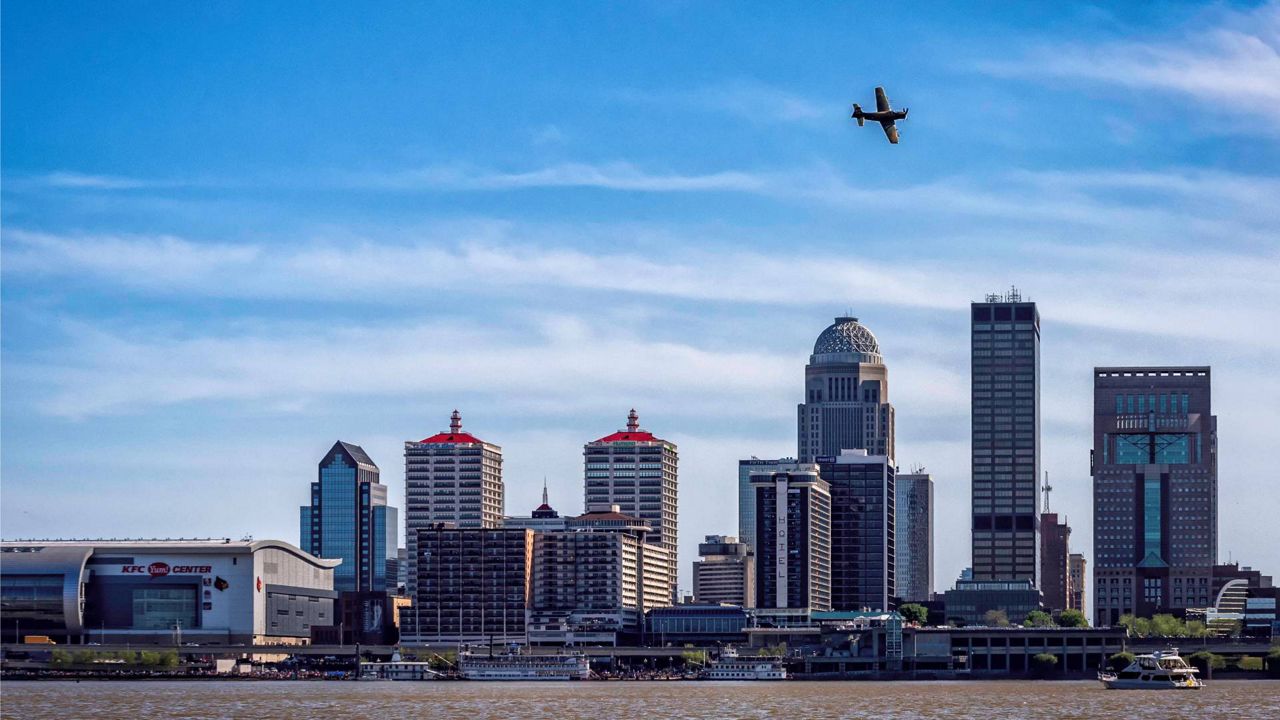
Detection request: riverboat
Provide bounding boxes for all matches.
[699,648,787,680]
[1097,648,1203,689]
[359,661,442,681]
[459,650,590,680]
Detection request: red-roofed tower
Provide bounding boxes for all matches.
[403,410,504,642]
[583,410,679,599]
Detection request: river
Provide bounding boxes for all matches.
[3,679,1278,719]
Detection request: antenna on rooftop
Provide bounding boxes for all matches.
[1041,471,1053,513]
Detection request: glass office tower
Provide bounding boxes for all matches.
[301,441,395,594]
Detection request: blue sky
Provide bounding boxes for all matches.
[4,1,1279,599]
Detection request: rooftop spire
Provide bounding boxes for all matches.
[449,409,461,434]
[627,408,639,432]
[542,476,549,507]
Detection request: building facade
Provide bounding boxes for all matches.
[403,411,503,604]
[583,410,678,599]
[751,464,831,611]
[300,441,396,594]
[896,472,934,602]
[693,535,754,608]
[738,458,788,554]
[1069,553,1087,615]
[407,526,531,643]
[530,506,673,636]
[797,317,894,464]
[819,449,895,611]
[1091,367,1217,626]
[0,539,337,645]
[944,579,1041,627]
[1039,512,1071,612]
[970,290,1041,586]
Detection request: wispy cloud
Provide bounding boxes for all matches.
[980,1,1280,129]
[611,79,828,125]
[345,161,770,193]
[22,171,173,190]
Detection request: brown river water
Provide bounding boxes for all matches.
[3,679,1278,720]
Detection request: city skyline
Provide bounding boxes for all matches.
[3,1,1279,605]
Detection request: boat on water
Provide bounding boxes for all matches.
[1097,648,1203,689]
[459,650,591,680]
[698,648,787,680]
[359,661,443,681]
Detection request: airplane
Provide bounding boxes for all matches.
[851,86,908,144]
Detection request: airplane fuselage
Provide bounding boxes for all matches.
[858,110,907,122]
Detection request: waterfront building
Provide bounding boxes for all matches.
[583,410,679,599]
[0,539,337,645]
[797,317,894,464]
[737,457,788,554]
[300,441,397,595]
[970,289,1041,586]
[1039,512,1071,612]
[647,603,748,645]
[403,411,503,606]
[530,505,673,637]
[693,535,754,608]
[407,525,531,644]
[943,579,1041,627]
[751,463,831,611]
[1069,553,1087,615]
[1091,367,1217,626]
[895,471,934,602]
[1208,563,1276,639]
[819,449,895,611]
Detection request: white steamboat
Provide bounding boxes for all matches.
[699,648,787,680]
[459,650,590,680]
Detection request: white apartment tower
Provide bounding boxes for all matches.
[583,410,679,599]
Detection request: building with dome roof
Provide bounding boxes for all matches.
[797,316,895,464]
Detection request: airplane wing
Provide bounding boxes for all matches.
[881,120,899,144]
[875,86,891,112]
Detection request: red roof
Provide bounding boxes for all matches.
[419,432,484,444]
[592,431,660,443]
[534,503,553,512]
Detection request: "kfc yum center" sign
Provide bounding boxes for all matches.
[120,562,212,577]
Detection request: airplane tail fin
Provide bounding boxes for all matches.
[853,104,864,126]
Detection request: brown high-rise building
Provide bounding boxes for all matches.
[1069,553,1087,615]
[1092,367,1217,627]
[1040,512,1071,612]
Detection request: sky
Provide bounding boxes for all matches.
[3,1,1279,603]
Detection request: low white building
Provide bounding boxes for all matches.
[1,538,339,645]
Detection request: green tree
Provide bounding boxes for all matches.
[758,643,787,657]
[49,649,72,667]
[1185,620,1210,638]
[898,603,929,625]
[681,644,707,666]
[1187,651,1225,674]
[71,650,97,665]
[1023,610,1055,628]
[983,609,1010,627]
[1117,614,1152,637]
[1057,609,1088,628]
[1029,652,1059,678]
[1236,656,1263,672]
[1150,614,1186,637]
[1267,646,1280,677]
[1105,652,1135,672]
[156,650,179,668]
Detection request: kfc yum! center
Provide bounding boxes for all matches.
[1,539,339,645]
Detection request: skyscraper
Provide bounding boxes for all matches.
[896,471,934,603]
[1092,366,1216,626]
[693,535,754,608]
[737,457,787,554]
[410,525,532,643]
[1040,512,1071,612]
[404,411,503,605]
[300,441,396,594]
[1069,553,1087,615]
[751,463,831,611]
[797,317,895,464]
[583,410,679,599]
[819,449,895,611]
[970,289,1041,585]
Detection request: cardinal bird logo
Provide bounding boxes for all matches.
[213,576,229,591]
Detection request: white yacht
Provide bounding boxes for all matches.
[1098,648,1203,689]
[459,650,591,680]
[699,648,787,680]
